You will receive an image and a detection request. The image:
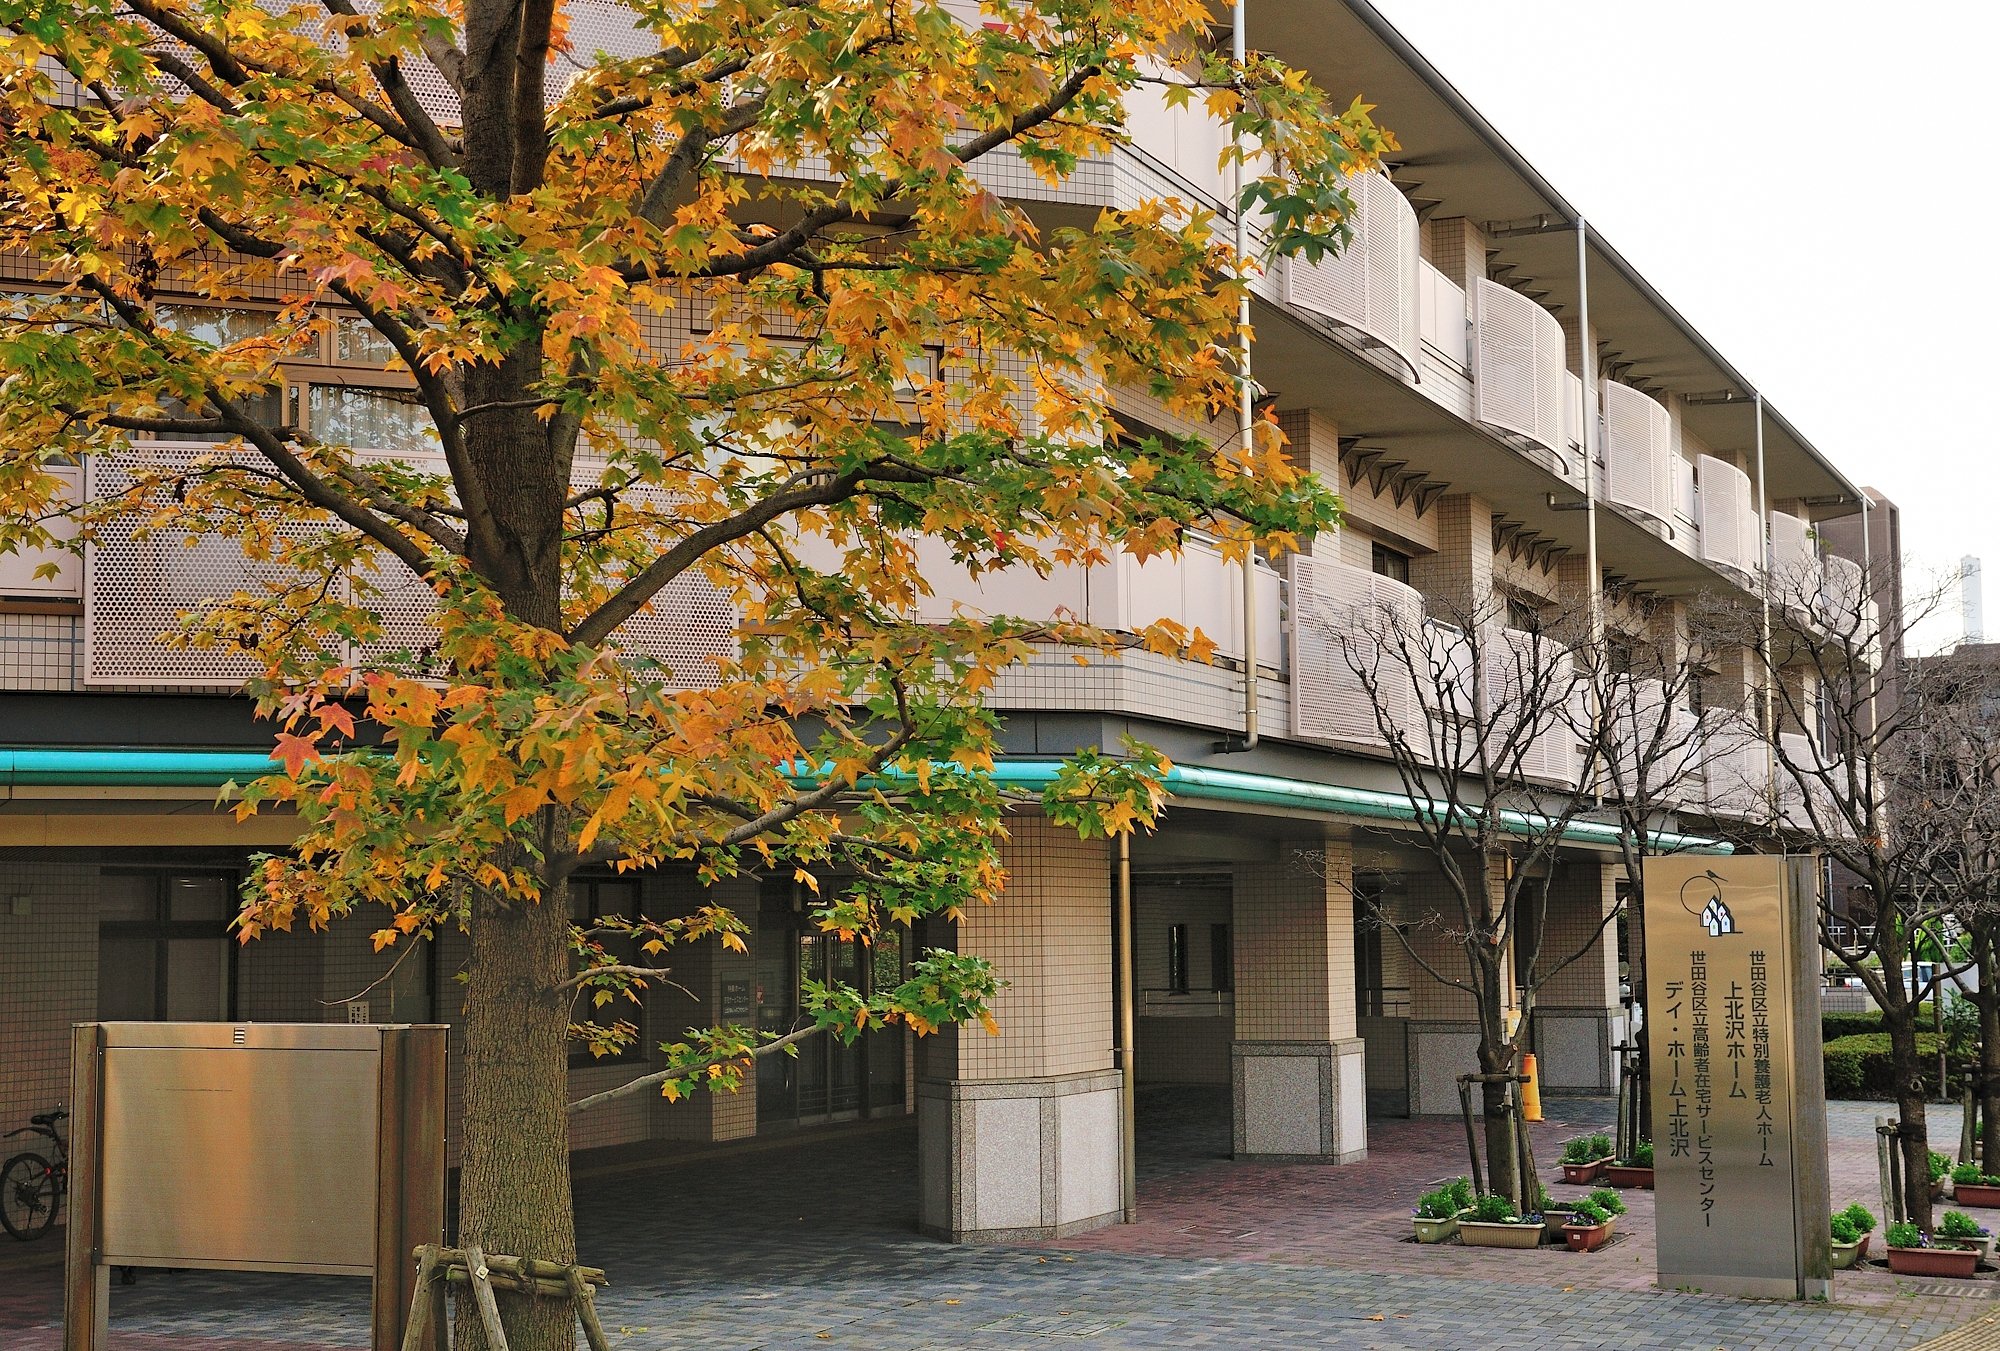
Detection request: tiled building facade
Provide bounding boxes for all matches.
[0,0,1884,1244]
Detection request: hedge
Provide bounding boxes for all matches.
[1820,1006,1936,1042]
[1823,1031,1953,1099]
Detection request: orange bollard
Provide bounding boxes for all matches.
[1521,1052,1544,1122]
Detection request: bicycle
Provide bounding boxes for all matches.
[1,1108,67,1242]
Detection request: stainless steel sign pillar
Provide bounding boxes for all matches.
[1643,857,1830,1299]
[65,1022,447,1351]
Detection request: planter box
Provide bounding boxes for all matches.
[1830,1237,1865,1270]
[1602,1164,1655,1189]
[1563,1219,1614,1253]
[1954,1182,2000,1208]
[1412,1214,1460,1244]
[1886,1244,1980,1278]
[1458,1220,1545,1250]
[1540,1208,1576,1239]
[1559,1159,1607,1185]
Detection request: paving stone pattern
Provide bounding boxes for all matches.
[1,1094,1995,1349]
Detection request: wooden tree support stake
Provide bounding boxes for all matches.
[402,1245,612,1351]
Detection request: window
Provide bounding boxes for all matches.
[1506,596,1542,633]
[96,871,236,1021]
[307,385,439,455]
[1210,923,1233,994]
[1370,541,1411,585]
[569,878,646,1067]
[1167,924,1190,995]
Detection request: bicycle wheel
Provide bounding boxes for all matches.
[0,1152,58,1241]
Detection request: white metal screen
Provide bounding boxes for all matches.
[1280,171,1421,372]
[1601,381,1673,520]
[1766,511,1818,610]
[1288,552,1423,748]
[1471,278,1566,457]
[1695,454,1759,575]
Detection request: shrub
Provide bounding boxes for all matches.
[1632,1141,1654,1168]
[1821,1004,1936,1042]
[1821,1032,1953,1099]
[1938,1210,1985,1241]
[1953,1162,1985,1187]
[1587,1132,1612,1159]
[1415,1186,1462,1221]
[1840,1202,1878,1234]
[1470,1193,1521,1224]
[1930,1150,1951,1182]
[1560,1137,1597,1165]
[1567,1200,1608,1227]
[1887,1221,1922,1249]
[1830,1214,1859,1245]
[1446,1177,1474,1211]
[1586,1187,1627,1217]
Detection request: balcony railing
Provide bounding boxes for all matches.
[1471,278,1568,467]
[1288,551,1423,748]
[1695,454,1760,579]
[1602,381,1674,524]
[1278,169,1421,377]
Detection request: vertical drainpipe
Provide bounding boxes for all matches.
[1115,831,1138,1221]
[1233,0,1260,750]
[1576,220,1605,788]
[1754,392,1777,812]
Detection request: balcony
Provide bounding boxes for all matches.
[1766,510,1823,621]
[1699,715,1770,819]
[1470,279,1568,473]
[1695,454,1760,580]
[1601,381,1674,526]
[1277,169,1421,378]
[1287,551,1423,749]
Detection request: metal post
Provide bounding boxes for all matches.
[1575,221,1605,668]
[1457,1076,1486,1197]
[1753,393,1776,809]
[1115,832,1138,1222]
[1232,0,1259,750]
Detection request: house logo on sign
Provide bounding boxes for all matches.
[1680,869,1737,938]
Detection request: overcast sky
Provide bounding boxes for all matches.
[1366,0,1994,653]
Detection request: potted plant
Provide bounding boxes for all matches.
[1929,1150,1951,1201]
[1534,1188,1577,1238]
[1938,1210,1994,1263]
[1413,1179,1472,1244]
[1829,1213,1866,1269]
[1558,1133,1614,1185]
[1885,1221,1981,1278]
[1585,1187,1627,1224]
[1562,1199,1615,1253]
[1951,1163,2000,1208]
[1603,1141,1655,1189]
[1835,1203,1877,1262]
[1458,1193,1546,1249]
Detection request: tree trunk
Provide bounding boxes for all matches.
[454,878,578,1351]
[1626,876,1651,1146]
[1884,1001,1935,1232]
[1480,1048,1520,1207]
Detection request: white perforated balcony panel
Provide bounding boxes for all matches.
[1471,279,1566,457]
[1287,553,1422,748]
[1280,171,1420,371]
[1601,382,1673,521]
[1767,511,1819,609]
[1821,555,1866,627]
[84,448,346,687]
[0,465,81,598]
[1695,454,1759,576]
[1417,262,1468,370]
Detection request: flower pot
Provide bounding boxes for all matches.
[1829,1238,1865,1270]
[1540,1207,1576,1239]
[1885,1245,1980,1278]
[1412,1214,1459,1244]
[1602,1164,1655,1189]
[1458,1220,1545,1249]
[1954,1182,2000,1208]
[1932,1178,1947,1201]
[1559,1160,1606,1185]
[1563,1219,1614,1253]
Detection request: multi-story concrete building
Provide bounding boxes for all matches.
[0,0,1884,1242]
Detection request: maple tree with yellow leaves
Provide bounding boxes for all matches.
[0,0,1386,1342]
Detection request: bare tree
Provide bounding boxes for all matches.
[1312,583,1615,1206]
[1576,593,1753,1153]
[1719,557,1966,1228]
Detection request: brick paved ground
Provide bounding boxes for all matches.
[3,1092,1996,1349]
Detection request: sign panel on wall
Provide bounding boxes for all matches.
[1642,856,1831,1300]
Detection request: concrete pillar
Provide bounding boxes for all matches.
[1403,852,1496,1116]
[1229,837,1367,1162]
[1527,860,1626,1096]
[917,815,1122,1242]
[1409,494,1495,619]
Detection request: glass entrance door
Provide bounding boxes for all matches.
[756,881,907,1127]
